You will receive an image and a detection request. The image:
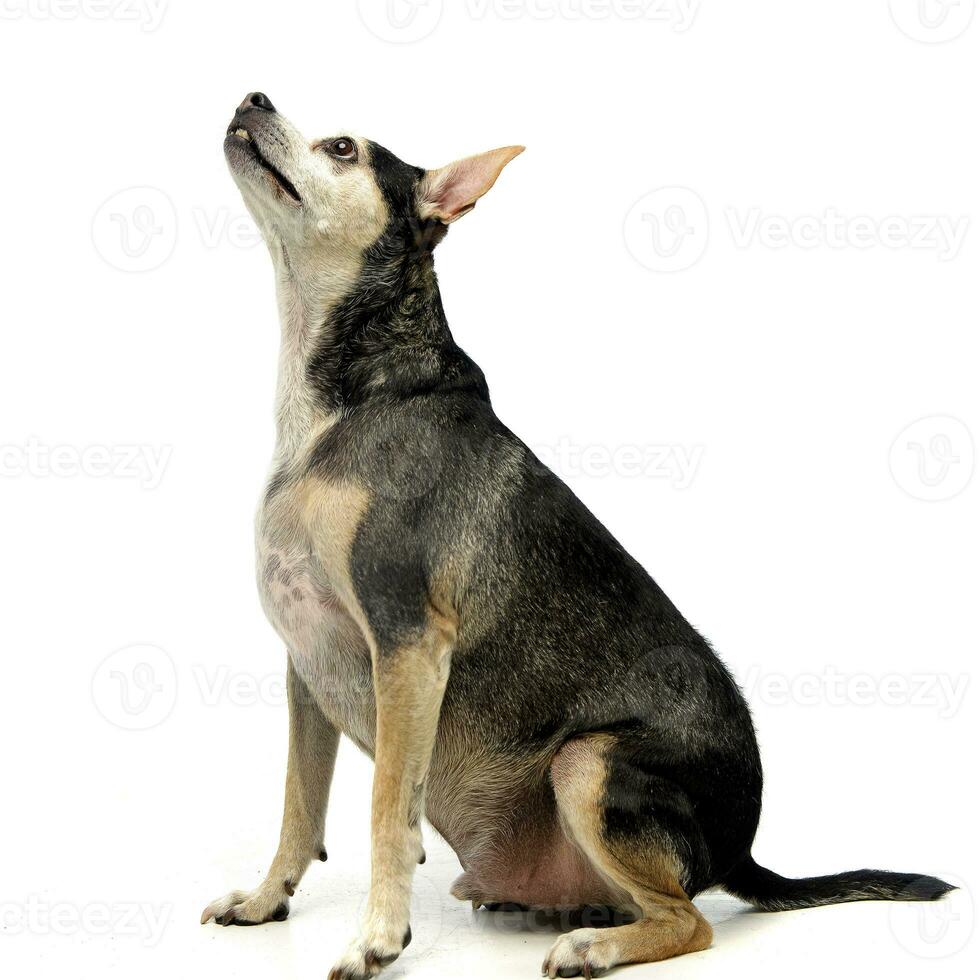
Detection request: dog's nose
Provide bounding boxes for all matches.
[238,92,276,114]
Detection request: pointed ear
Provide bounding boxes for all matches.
[418,145,525,224]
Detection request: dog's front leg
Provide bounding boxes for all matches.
[201,657,339,926]
[329,624,452,980]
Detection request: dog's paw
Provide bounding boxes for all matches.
[327,922,412,980]
[200,885,291,927]
[450,871,486,908]
[542,928,615,979]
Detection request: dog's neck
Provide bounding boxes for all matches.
[269,236,487,460]
[269,244,359,459]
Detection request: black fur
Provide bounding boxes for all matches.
[288,138,951,911]
[724,858,956,911]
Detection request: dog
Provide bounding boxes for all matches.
[201,92,954,979]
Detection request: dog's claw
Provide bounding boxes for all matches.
[542,930,612,979]
[201,889,291,928]
[327,946,397,980]
[328,922,411,980]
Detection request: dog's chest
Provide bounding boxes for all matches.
[256,531,338,659]
[255,474,376,750]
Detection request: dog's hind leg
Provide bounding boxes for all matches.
[542,735,712,978]
[201,657,339,926]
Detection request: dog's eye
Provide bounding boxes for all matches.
[324,138,357,161]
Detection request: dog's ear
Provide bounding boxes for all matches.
[418,145,525,224]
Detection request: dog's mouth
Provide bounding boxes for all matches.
[226,125,302,205]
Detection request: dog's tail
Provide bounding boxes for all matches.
[722,855,955,912]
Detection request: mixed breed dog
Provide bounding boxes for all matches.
[201,93,953,979]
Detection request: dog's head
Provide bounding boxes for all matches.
[224,93,523,266]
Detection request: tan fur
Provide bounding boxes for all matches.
[257,662,339,894]
[433,747,548,878]
[296,475,372,617]
[200,663,339,925]
[544,736,713,976]
[425,740,618,912]
[256,475,379,750]
[329,612,456,978]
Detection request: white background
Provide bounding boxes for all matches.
[0,1,977,977]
